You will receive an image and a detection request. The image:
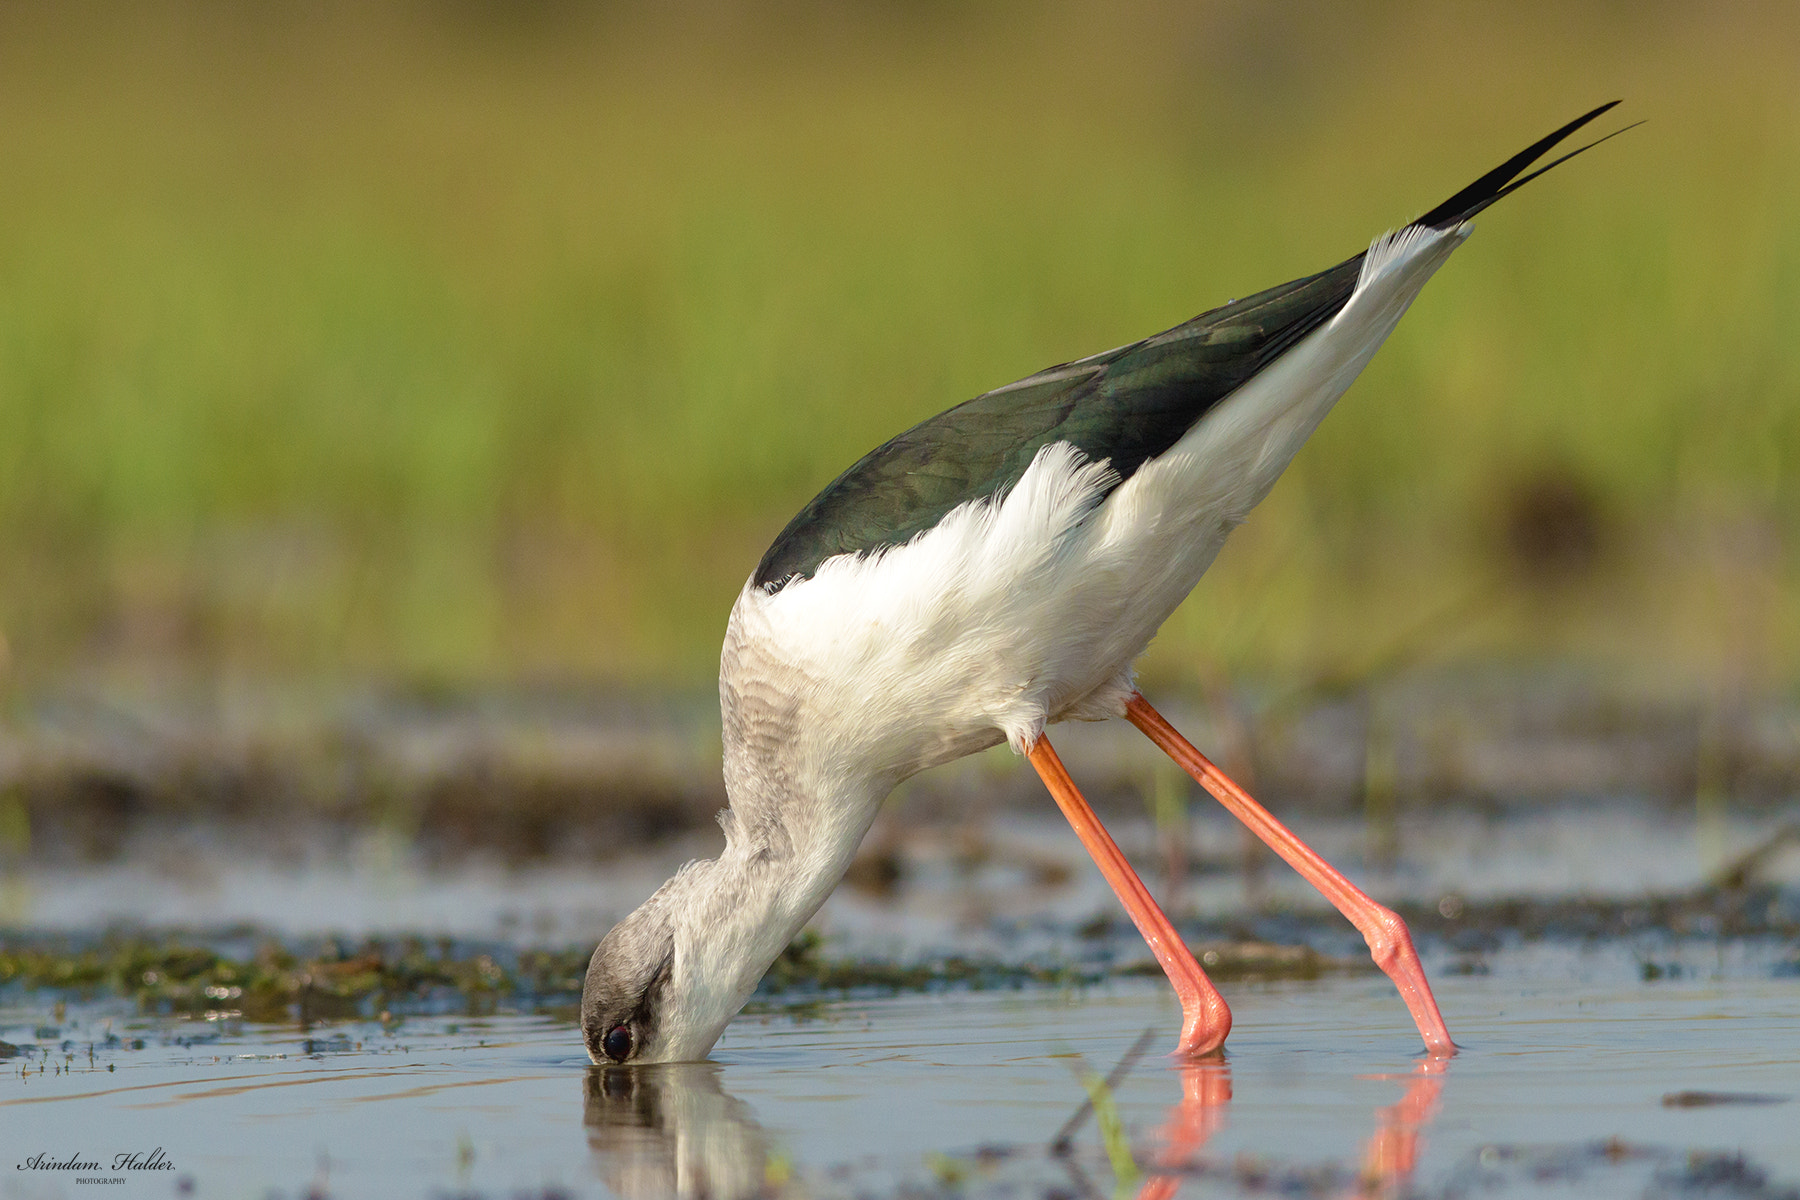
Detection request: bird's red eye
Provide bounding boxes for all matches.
[602,1023,633,1062]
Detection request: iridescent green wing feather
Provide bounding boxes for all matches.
[753,255,1362,590]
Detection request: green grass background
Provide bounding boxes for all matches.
[0,1,1795,695]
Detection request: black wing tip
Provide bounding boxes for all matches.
[1414,101,1630,230]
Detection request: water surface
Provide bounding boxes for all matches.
[5,941,1797,1200]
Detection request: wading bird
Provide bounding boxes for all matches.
[583,104,1627,1065]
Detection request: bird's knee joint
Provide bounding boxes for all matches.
[1362,905,1414,968]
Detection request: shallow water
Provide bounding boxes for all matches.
[4,941,1797,1200]
[5,795,1800,1198]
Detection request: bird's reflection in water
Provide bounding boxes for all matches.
[583,1063,772,1200]
[1135,1060,1233,1200]
[1134,1054,1450,1200]
[1356,1057,1450,1191]
[583,1048,1450,1199]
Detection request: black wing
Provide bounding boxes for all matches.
[753,102,1625,592]
[753,260,1359,589]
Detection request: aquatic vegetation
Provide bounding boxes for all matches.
[0,926,1097,1017]
[751,928,1094,1001]
[0,926,1373,1020]
[1074,1067,1139,1197]
[0,933,591,1020]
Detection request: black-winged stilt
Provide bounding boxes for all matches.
[583,103,1628,1064]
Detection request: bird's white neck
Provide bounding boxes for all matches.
[652,767,886,1060]
[646,580,928,1060]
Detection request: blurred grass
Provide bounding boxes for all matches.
[0,0,1795,693]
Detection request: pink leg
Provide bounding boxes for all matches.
[1125,694,1455,1057]
[1028,734,1232,1058]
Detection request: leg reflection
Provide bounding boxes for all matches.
[1357,1057,1448,1194]
[1137,1060,1232,1200]
[1136,1056,1451,1198]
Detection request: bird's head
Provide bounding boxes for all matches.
[582,863,766,1065]
[581,895,680,1065]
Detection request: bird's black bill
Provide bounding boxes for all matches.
[1415,101,1635,230]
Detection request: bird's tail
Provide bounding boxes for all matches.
[1412,101,1636,230]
